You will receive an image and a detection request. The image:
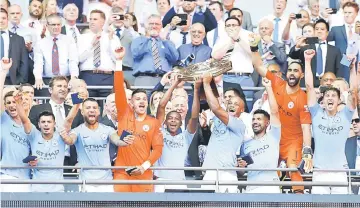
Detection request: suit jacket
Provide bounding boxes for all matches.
[162,7,217,33]
[289,43,342,87]
[29,103,84,166]
[345,136,360,195]
[116,28,137,68]
[252,41,287,87]
[8,31,29,84]
[327,25,353,81]
[99,116,118,165]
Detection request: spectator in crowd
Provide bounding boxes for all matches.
[64,78,88,106]
[162,0,217,33]
[0,58,31,192]
[154,77,199,192]
[125,13,139,32]
[264,0,288,43]
[149,90,164,117]
[308,0,328,23]
[222,0,253,31]
[177,23,211,66]
[206,1,225,48]
[130,0,158,34]
[18,83,35,116]
[346,115,360,195]
[328,1,359,81]
[61,3,81,47]
[42,0,58,20]
[14,89,84,192]
[332,77,351,105]
[304,49,357,194]
[33,14,79,95]
[320,71,336,86]
[112,0,129,10]
[289,19,341,87]
[131,14,178,86]
[165,13,191,48]
[60,98,119,192]
[253,64,282,105]
[108,7,139,85]
[0,0,9,11]
[78,9,121,97]
[253,18,287,87]
[201,72,246,193]
[282,9,310,48]
[156,0,171,20]
[60,0,87,23]
[0,8,29,85]
[29,76,83,174]
[22,0,44,40]
[329,0,356,28]
[251,40,312,194]
[238,78,281,193]
[212,17,254,110]
[113,47,163,192]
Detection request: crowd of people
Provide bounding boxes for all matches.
[0,0,360,195]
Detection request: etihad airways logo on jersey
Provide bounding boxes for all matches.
[84,144,108,152]
[278,105,293,117]
[317,124,343,135]
[10,132,29,147]
[36,149,59,161]
[246,144,270,157]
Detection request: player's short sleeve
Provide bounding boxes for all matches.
[105,125,115,138]
[69,126,80,144]
[184,129,195,146]
[227,116,245,137]
[308,102,321,118]
[265,70,285,90]
[299,92,312,124]
[342,105,355,121]
[269,125,281,143]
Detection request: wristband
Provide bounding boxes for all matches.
[141,160,151,171]
[302,146,313,156]
[250,45,259,52]
[115,60,123,72]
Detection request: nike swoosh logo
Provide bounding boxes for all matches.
[38,142,43,144]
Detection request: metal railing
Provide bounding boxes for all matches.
[1,166,360,193]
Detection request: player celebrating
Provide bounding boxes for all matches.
[304,49,357,194]
[113,47,164,192]
[201,73,246,193]
[238,78,281,193]
[250,36,312,193]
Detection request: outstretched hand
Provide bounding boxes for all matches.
[114,47,126,60]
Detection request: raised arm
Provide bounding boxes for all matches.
[348,57,358,111]
[282,14,295,43]
[187,80,201,134]
[262,78,280,127]
[0,58,12,111]
[304,49,317,107]
[114,47,128,119]
[203,73,229,125]
[250,34,268,77]
[14,91,32,134]
[63,103,81,132]
[156,77,180,122]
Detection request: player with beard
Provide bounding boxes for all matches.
[238,78,281,193]
[153,77,200,192]
[113,47,163,192]
[61,98,121,192]
[251,37,312,194]
[201,73,246,193]
[13,89,84,192]
[0,58,31,192]
[304,49,357,194]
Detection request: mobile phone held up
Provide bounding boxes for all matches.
[176,14,188,26]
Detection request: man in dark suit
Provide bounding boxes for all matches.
[29,76,83,173]
[0,8,29,85]
[61,3,80,45]
[162,0,217,33]
[289,19,341,87]
[345,117,360,195]
[252,18,287,87]
[327,2,359,82]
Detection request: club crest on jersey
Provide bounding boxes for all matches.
[304,105,309,112]
[333,116,341,123]
[143,125,150,132]
[52,140,58,147]
[101,133,107,141]
[288,101,294,109]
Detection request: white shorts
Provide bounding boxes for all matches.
[154,178,187,193]
[80,185,114,192]
[0,174,31,192]
[202,170,238,193]
[246,186,281,194]
[312,171,349,194]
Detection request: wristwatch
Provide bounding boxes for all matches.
[234,38,240,42]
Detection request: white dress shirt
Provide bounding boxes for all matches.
[206,20,226,48]
[49,99,66,121]
[263,14,288,43]
[168,29,191,49]
[22,18,46,40]
[78,31,121,72]
[33,34,79,79]
[297,0,329,12]
[1,29,10,58]
[212,29,254,74]
[133,0,158,32]
[8,22,38,44]
[64,24,81,45]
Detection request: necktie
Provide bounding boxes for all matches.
[151,38,161,72]
[348,25,353,40]
[312,17,319,23]
[116,28,121,38]
[29,21,34,28]
[70,27,77,44]
[0,31,4,59]
[273,17,280,42]
[54,104,65,131]
[93,36,101,67]
[213,27,218,46]
[262,43,269,66]
[316,42,324,76]
[180,31,188,44]
[12,25,18,34]
[52,38,60,75]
